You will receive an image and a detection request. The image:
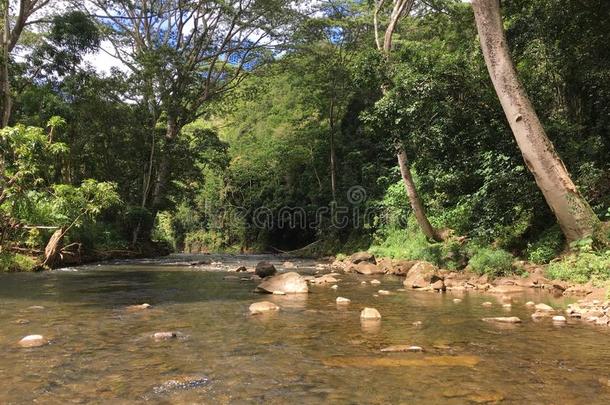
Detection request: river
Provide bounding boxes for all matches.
[1,254,610,403]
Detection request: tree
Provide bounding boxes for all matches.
[471,0,602,243]
[80,0,296,235]
[373,0,442,241]
[1,0,52,127]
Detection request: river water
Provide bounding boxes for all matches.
[1,254,610,404]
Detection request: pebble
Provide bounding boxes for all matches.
[18,335,48,348]
[525,301,535,307]
[482,302,493,307]
[249,301,280,314]
[502,303,512,309]
[412,321,422,326]
[370,280,381,285]
[360,307,381,320]
[380,345,424,353]
[378,290,391,295]
[482,317,521,324]
[552,316,567,323]
[336,297,351,304]
[127,303,151,311]
[331,285,338,290]
[453,298,462,303]
[153,332,178,341]
[535,303,554,312]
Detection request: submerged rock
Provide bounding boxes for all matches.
[381,345,424,353]
[552,315,567,323]
[360,307,381,320]
[152,375,210,395]
[18,335,48,348]
[127,303,151,311]
[255,261,277,278]
[234,266,248,272]
[310,274,338,284]
[482,317,521,324]
[370,279,381,285]
[378,290,391,295]
[535,303,554,312]
[336,297,351,304]
[481,302,493,307]
[256,272,308,294]
[153,332,178,341]
[249,301,280,314]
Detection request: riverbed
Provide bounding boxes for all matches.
[1,254,610,403]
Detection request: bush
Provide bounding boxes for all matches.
[468,246,515,277]
[0,252,37,272]
[526,225,564,264]
[546,251,610,284]
[369,228,443,265]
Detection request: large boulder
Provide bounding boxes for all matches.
[388,260,417,276]
[255,261,277,278]
[354,262,385,275]
[349,251,376,265]
[256,272,309,294]
[403,261,442,289]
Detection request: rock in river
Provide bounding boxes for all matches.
[482,317,522,324]
[354,262,384,275]
[403,261,442,289]
[381,345,424,353]
[535,303,554,312]
[255,261,277,278]
[249,301,280,314]
[153,332,178,341]
[18,335,48,348]
[349,251,376,265]
[360,307,381,320]
[336,297,351,304]
[256,272,309,294]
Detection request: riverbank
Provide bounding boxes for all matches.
[327,251,610,327]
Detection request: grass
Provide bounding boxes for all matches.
[546,250,610,284]
[369,228,443,266]
[0,252,37,272]
[467,246,516,277]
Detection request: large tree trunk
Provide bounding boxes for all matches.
[397,145,441,242]
[150,117,179,213]
[329,97,337,202]
[471,0,600,243]
[373,0,440,240]
[1,3,12,128]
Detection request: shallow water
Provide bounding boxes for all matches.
[1,254,610,404]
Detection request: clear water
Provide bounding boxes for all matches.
[1,254,610,404]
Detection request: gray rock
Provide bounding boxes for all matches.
[255,261,277,278]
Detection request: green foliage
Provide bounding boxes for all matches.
[526,225,564,264]
[370,227,443,265]
[0,253,37,272]
[546,251,610,284]
[467,247,516,278]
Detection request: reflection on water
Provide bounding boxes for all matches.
[1,254,610,404]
